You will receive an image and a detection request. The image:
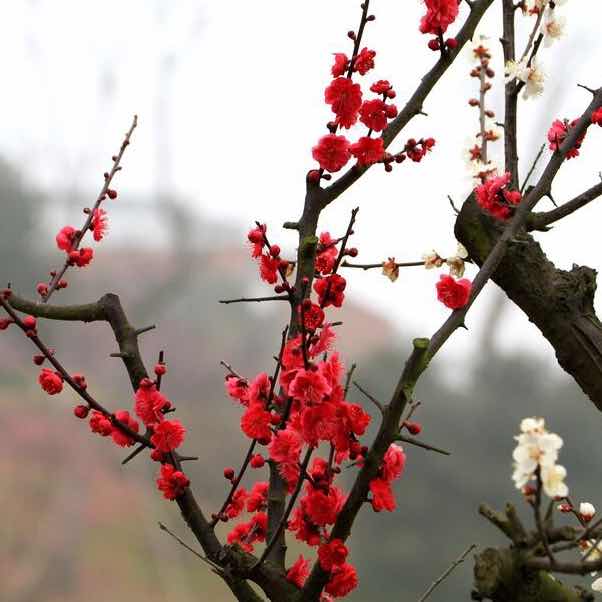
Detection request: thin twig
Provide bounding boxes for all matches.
[397,434,450,456]
[353,381,384,415]
[43,115,138,302]
[220,360,242,378]
[210,440,258,527]
[158,522,223,573]
[520,143,546,194]
[534,468,555,565]
[341,260,424,270]
[344,363,357,397]
[219,295,290,305]
[418,543,477,601]
[448,195,461,215]
[255,447,313,568]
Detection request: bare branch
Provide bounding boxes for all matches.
[528,181,602,230]
[418,543,477,601]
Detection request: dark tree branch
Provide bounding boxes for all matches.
[502,0,519,188]
[528,181,602,231]
[320,0,495,206]
[456,90,602,409]
[301,86,602,601]
[3,292,287,602]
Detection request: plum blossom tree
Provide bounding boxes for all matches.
[3,0,602,600]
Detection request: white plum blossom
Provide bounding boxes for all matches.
[446,243,468,278]
[541,464,568,498]
[580,502,596,522]
[580,539,602,578]
[467,34,491,64]
[542,7,566,47]
[592,577,602,592]
[522,0,567,15]
[505,58,546,100]
[381,258,399,283]
[466,157,499,183]
[520,417,546,434]
[422,250,443,270]
[511,417,567,497]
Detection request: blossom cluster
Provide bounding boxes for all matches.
[45,187,115,296]
[310,16,435,179]
[35,341,190,501]
[511,417,568,498]
[419,0,460,49]
[475,171,522,220]
[217,224,412,597]
[464,35,501,183]
[505,1,568,100]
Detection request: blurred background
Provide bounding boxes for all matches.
[1,1,602,600]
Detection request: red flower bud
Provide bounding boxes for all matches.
[74,405,89,419]
[406,421,422,435]
[307,169,322,184]
[33,354,45,365]
[107,189,118,199]
[427,38,440,51]
[445,37,458,49]
[36,283,49,297]
[270,245,281,257]
[250,454,265,468]
[150,449,165,462]
[73,374,87,389]
[0,318,13,330]
[154,363,167,377]
[22,316,37,330]
[224,467,235,480]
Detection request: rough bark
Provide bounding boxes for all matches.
[473,547,593,602]
[455,195,602,411]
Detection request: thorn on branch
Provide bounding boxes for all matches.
[122,443,146,465]
[448,195,460,215]
[135,324,156,336]
[578,83,598,95]
[178,455,199,462]
[220,360,241,378]
[397,434,451,456]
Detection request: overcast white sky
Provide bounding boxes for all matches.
[2,0,601,378]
